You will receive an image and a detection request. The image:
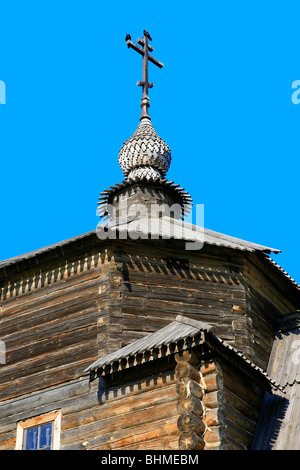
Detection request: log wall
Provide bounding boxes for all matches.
[243,253,300,369]
[112,240,249,348]
[111,240,293,370]
[201,356,266,450]
[0,246,113,402]
[0,359,179,451]
[0,234,296,450]
[1,236,294,405]
[0,343,268,450]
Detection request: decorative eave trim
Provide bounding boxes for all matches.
[89,331,204,381]
[265,255,300,291]
[87,314,282,391]
[205,333,283,391]
[97,177,193,221]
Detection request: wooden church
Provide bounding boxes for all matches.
[0,31,299,451]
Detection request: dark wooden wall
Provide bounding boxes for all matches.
[1,236,296,402]
[0,360,179,450]
[85,361,179,450]
[112,240,248,344]
[0,346,268,451]
[0,234,297,450]
[0,244,112,402]
[111,239,296,370]
[201,355,267,450]
[243,252,300,369]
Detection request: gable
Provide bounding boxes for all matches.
[84,315,275,450]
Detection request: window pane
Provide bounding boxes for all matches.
[25,427,39,450]
[39,423,52,449]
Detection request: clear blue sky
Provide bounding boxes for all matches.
[0,1,299,284]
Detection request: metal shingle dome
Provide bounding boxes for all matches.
[118,118,171,182]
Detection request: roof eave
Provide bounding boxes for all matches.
[85,314,281,391]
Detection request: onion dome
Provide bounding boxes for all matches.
[118,118,171,182]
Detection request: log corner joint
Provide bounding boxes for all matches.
[175,349,206,450]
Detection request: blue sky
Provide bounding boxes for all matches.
[0,1,299,284]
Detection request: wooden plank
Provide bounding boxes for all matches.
[0,378,89,421]
[1,283,102,334]
[223,402,257,435]
[1,254,109,302]
[223,387,260,422]
[63,384,177,432]
[0,354,95,401]
[220,358,265,409]
[62,380,178,448]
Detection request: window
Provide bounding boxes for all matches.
[15,411,61,450]
[24,422,53,450]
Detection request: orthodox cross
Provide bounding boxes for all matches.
[126,30,164,121]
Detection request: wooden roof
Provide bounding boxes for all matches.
[100,215,281,254]
[1,218,299,302]
[85,314,279,390]
[0,217,280,271]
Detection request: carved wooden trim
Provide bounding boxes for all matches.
[0,252,109,300]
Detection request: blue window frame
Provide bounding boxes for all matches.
[24,422,53,450]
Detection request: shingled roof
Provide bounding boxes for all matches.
[2,218,298,301]
[85,314,279,390]
[97,216,281,254]
[0,217,280,271]
[85,315,212,377]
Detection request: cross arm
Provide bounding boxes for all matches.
[126,39,164,69]
[137,38,154,52]
[148,54,164,69]
[137,80,154,88]
[126,39,144,56]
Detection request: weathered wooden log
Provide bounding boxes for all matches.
[177,412,206,434]
[223,388,259,421]
[175,362,199,383]
[203,426,221,445]
[200,360,218,376]
[225,417,253,449]
[175,378,203,399]
[202,390,220,409]
[178,431,205,450]
[175,349,200,366]
[202,372,219,392]
[203,407,220,427]
[219,358,263,408]
[223,402,256,434]
[177,395,204,417]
